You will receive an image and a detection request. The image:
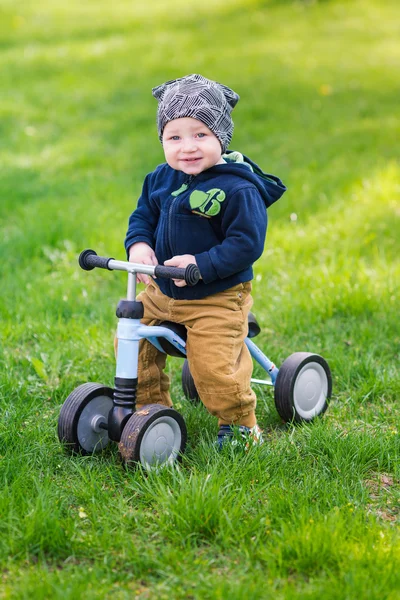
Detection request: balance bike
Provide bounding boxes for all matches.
[57,250,332,470]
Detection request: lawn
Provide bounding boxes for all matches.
[0,0,399,597]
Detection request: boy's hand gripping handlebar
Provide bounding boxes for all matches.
[79,249,201,287]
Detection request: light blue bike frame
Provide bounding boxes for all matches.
[114,262,279,388]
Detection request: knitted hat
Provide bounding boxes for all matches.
[152,74,240,153]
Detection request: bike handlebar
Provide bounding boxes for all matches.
[154,263,200,286]
[79,249,113,271]
[79,249,201,287]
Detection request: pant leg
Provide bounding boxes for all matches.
[175,283,257,428]
[135,319,172,408]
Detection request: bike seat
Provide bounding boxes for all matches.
[247,311,261,338]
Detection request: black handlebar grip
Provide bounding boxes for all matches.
[79,249,113,271]
[154,264,200,286]
[184,263,201,286]
[154,265,186,280]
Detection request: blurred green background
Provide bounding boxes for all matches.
[1,0,398,397]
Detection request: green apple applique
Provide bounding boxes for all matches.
[189,188,226,217]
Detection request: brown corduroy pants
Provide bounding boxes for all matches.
[126,280,257,428]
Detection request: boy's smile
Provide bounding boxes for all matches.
[162,117,224,175]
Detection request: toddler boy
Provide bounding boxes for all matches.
[125,74,286,447]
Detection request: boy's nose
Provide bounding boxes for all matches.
[182,139,197,152]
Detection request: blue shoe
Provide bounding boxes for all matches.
[217,424,263,450]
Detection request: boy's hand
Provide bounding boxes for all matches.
[128,242,158,284]
[164,254,200,287]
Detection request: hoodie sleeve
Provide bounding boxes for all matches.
[124,172,160,257]
[195,186,267,283]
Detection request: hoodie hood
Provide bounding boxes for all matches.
[209,149,287,208]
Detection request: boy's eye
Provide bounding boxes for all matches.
[171,135,180,141]
[196,133,206,138]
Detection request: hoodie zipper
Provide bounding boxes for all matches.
[166,175,195,298]
[167,175,194,257]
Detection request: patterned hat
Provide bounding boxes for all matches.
[152,74,240,153]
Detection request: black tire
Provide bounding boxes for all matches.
[58,383,113,454]
[181,359,200,403]
[274,353,332,423]
[119,404,187,469]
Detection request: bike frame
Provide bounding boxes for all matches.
[115,264,280,388]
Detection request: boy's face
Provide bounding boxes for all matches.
[162,117,224,176]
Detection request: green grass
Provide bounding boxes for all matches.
[1,0,399,597]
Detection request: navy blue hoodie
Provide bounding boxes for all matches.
[125,151,286,299]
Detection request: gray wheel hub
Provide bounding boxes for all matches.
[140,416,182,469]
[77,395,112,452]
[293,362,328,419]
